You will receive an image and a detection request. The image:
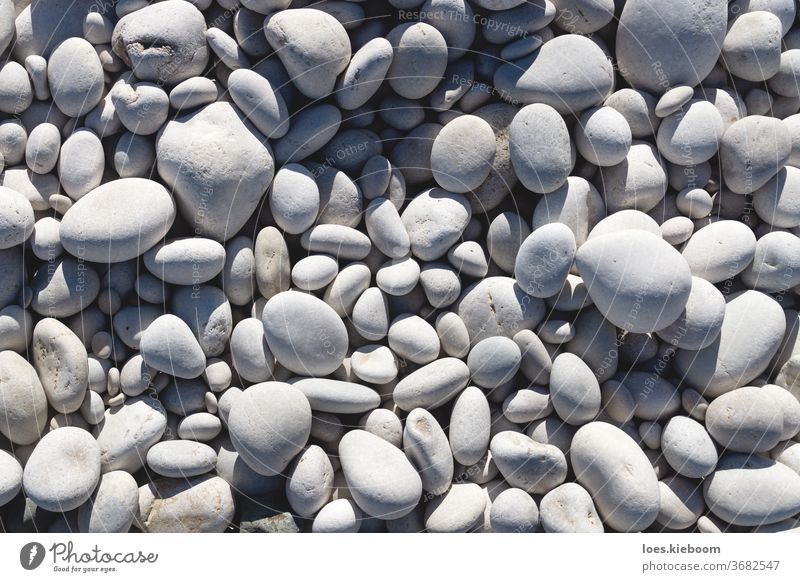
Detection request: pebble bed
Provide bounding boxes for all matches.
[2,0,800,534]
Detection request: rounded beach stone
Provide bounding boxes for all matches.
[25,123,60,175]
[705,386,784,454]
[227,68,288,138]
[139,314,206,379]
[23,427,101,512]
[457,276,546,344]
[494,34,613,114]
[720,115,791,194]
[59,178,176,263]
[289,378,380,414]
[286,445,334,518]
[656,277,725,351]
[449,386,491,466]
[425,483,486,533]
[431,115,496,193]
[0,186,34,249]
[78,470,138,533]
[228,382,312,476]
[509,103,573,194]
[490,431,567,494]
[144,238,225,285]
[540,482,604,533]
[571,422,660,532]
[387,314,440,365]
[337,38,393,110]
[549,352,601,425]
[0,449,23,507]
[514,223,576,299]
[741,231,800,292]
[605,88,659,138]
[722,11,783,82]
[262,291,348,377]
[656,100,723,165]
[656,475,705,530]
[351,287,390,341]
[403,408,454,495]
[616,0,727,94]
[269,164,320,235]
[94,396,167,473]
[674,290,785,397]
[393,357,470,410]
[597,141,667,213]
[376,257,420,296]
[655,86,695,118]
[146,441,217,478]
[272,104,341,165]
[681,220,756,283]
[48,37,104,117]
[488,487,539,533]
[300,225,371,261]
[312,499,362,533]
[753,166,800,228]
[468,336,521,389]
[338,429,422,520]
[136,475,234,533]
[264,8,351,100]
[576,230,692,333]
[576,106,632,167]
[58,128,104,200]
[254,226,291,300]
[156,102,274,242]
[360,409,402,447]
[704,453,800,526]
[292,255,339,292]
[111,0,209,84]
[402,188,471,261]
[32,318,88,414]
[386,22,448,100]
[660,416,718,478]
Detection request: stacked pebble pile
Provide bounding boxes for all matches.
[2,0,800,534]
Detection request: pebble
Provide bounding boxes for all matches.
[312,499,361,533]
[78,471,138,533]
[393,358,470,410]
[139,314,206,379]
[286,445,334,518]
[539,482,604,533]
[146,441,217,478]
[338,429,422,520]
[385,23,448,100]
[48,38,104,118]
[425,483,486,533]
[616,0,727,93]
[262,291,348,376]
[598,141,668,214]
[337,38,393,111]
[290,378,380,414]
[402,189,472,261]
[32,318,88,414]
[509,103,573,194]
[112,0,209,84]
[660,416,718,478]
[376,257,420,296]
[23,427,101,512]
[431,115,496,193]
[156,102,274,241]
[514,224,576,299]
[720,115,791,194]
[705,386,784,454]
[722,11,783,82]
[549,353,601,425]
[136,475,234,533]
[490,431,567,494]
[0,449,23,507]
[576,106,633,167]
[144,238,225,285]
[571,422,660,532]
[449,386,491,466]
[403,408,454,496]
[656,100,724,165]
[681,220,756,283]
[94,396,167,473]
[753,167,800,228]
[703,453,800,526]
[495,34,614,114]
[656,475,705,531]
[674,290,786,397]
[488,487,539,533]
[0,186,35,249]
[265,9,351,100]
[576,230,692,333]
[228,382,312,476]
[59,178,176,263]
